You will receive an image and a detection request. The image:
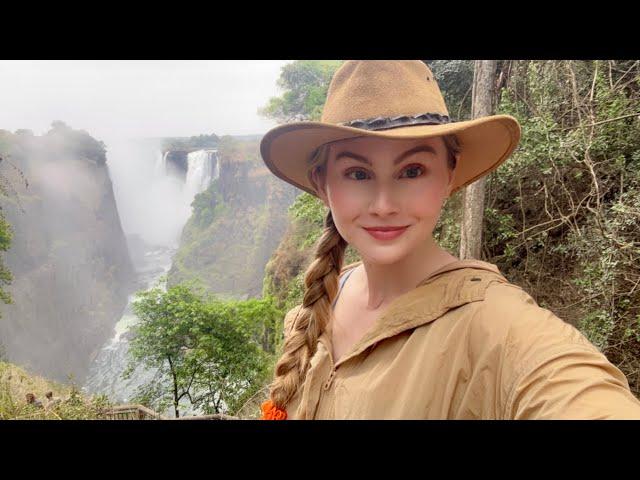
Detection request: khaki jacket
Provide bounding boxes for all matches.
[283,259,640,419]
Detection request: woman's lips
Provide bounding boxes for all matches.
[363,226,409,241]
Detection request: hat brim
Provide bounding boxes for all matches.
[260,114,521,197]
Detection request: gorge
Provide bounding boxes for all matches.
[0,126,298,408]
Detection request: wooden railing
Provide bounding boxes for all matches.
[171,413,238,420]
[101,404,239,420]
[101,404,167,420]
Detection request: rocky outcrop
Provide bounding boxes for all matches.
[0,125,135,383]
[164,151,188,180]
[167,136,298,299]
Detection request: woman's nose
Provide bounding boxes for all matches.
[368,183,401,216]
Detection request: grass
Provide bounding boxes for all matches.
[0,361,111,420]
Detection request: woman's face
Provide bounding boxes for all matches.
[311,135,457,265]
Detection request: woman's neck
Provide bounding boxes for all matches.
[354,240,459,311]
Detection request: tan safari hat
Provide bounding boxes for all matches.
[260,60,521,197]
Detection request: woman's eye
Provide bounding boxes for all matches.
[345,165,425,181]
[400,165,425,178]
[346,169,370,181]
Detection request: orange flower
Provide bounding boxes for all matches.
[261,400,287,420]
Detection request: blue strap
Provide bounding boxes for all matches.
[332,268,356,309]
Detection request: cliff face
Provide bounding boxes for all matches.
[164,151,188,180]
[0,125,135,383]
[167,136,298,299]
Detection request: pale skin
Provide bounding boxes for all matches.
[311,135,460,363]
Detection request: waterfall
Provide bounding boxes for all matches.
[84,143,219,417]
[83,142,220,416]
[184,149,217,202]
[153,151,168,177]
[211,151,220,183]
[83,243,176,407]
[106,140,186,247]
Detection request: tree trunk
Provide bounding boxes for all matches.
[459,60,498,260]
[168,356,180,418]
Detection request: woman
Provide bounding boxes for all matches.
[258,60,640,419]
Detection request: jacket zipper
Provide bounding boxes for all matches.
[322,339,338,391]
[323,368,337,390]
[322,343,377,391]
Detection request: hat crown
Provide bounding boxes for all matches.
[321,60,450,125]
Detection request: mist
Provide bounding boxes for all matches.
[0,60,291,246]
[0,59,295,389]
[0,60,290,139]
[106,137,191,247]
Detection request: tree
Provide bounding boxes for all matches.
[0,215,13,307]
[0,146,25,314]
[126,284,204,418]
[186,299,273,414]
[50,120,70,131]
[426,60,474,120]
[233,296,284,355]
[126,283,275,417]
[14,129,34,137]
[259,60,343,122]
[459,60,498,260]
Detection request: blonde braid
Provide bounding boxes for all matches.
[268,209,347,414]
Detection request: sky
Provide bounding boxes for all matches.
[0,60,293,143]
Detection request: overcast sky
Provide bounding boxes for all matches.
[0,60,293,143]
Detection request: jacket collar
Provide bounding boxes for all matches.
[319,259,508,369]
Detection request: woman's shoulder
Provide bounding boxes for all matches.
[462,276,604,388]
[470,280,640,419]
[451,275,593,357]
[472,279,592,346]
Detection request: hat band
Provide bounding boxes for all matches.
[338,112,451,131]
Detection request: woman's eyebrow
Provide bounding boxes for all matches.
[335,151,371,165]
[335,145,437,166]
[397,145,437,163]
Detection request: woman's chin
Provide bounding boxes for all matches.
[352,230,435,266]
[356,245,414,266]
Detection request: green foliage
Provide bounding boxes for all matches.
[282,270,306,314]
[126,283,279,417]
[126,283,206,417]
[191,180,226,229]
[259,60,344,122]
[483,207,518,261]
[288,192,327,248]
[427,60,474,120]
[0,362,110,419]
[478,60,640,395]
[0,149,18,313]
[432,191,463,255]
[0,215,13,307]
[46,121,107,165]
[162,133,219,152]
[289,192,326,226]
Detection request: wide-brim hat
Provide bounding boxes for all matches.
[260,60,521,197]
